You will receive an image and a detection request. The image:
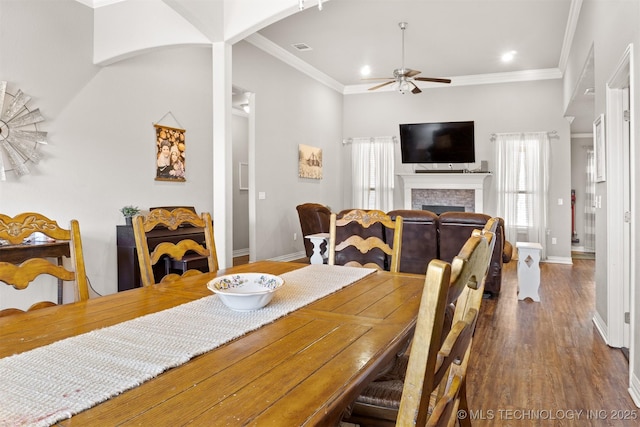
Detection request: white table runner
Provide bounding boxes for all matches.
[0,264,375,427]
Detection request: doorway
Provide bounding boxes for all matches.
[605,45,634,361]
[232,86,254,264]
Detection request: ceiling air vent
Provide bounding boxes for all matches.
[291,43,313,52]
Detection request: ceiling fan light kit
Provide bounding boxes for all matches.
[367,22,451,94]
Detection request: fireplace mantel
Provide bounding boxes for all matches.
[397,173,492,213]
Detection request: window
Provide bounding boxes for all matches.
[351,137,395,211]
[513,147,530,228]
[495,132,550,258]
[367,152,377,208]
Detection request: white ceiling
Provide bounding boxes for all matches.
[255,0,594,133]
[260,0,570,84]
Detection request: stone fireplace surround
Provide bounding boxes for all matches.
[397,173,492,214]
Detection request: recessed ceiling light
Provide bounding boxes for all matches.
[360,65,371,76]
[501,50,517,62]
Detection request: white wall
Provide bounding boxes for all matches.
[343,79,572,260]
[232,112,249,254]
[232,41,344,261]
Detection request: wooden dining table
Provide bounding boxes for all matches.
[0,261,425,426]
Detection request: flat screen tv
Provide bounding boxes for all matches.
[399,121,475,164]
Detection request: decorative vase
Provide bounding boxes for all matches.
[125,217,133,226]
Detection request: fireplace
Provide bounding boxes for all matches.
[398,173,491,213]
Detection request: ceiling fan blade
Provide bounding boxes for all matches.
[368,80,395,91]
[414,77,452,84]
[361,77,395,81]
[410,81,422,94]
[405,69,422,78]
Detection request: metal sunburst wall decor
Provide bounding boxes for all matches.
[0,81,47,180]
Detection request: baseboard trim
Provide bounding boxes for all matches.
[629,372,640,408]
[542,256,573,265]
[592,311,609,345]
[267,251,306,263]
[233,248,249,257]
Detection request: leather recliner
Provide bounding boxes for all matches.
[295,203,331,259]
[386,210,439,275]
[438,211,512,296]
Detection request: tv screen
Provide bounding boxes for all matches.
[399,121,475,164]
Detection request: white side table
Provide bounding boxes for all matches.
[516,242,543,302]
[305,233,330,265]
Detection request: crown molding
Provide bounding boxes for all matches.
[571,133,593,139]
[343,68,563,95]
[558,0,583,72]
[247,32,562,95]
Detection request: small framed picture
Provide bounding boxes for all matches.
[594,114,606,182]
[154,124,186,182]
[239,162,249,190]
[298,144,323,180]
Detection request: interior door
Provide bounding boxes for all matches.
[605,44,633,353]
[622,86,631,351]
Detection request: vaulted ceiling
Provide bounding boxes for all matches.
[255,0,592,133]
[82,0,593,133]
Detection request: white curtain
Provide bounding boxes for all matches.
[495,132,550,259]
[351,137,395,211]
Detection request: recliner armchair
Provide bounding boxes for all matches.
[438,212,512,296]
[295,203,331,260]
[386,209,439,275]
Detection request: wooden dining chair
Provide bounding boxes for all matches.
[132,207,218,286]
[0,212,89,317]
[342,221,496,427]
[328,209,403,272]
[426,218,499,427]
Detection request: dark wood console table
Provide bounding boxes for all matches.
[0,241,71,303]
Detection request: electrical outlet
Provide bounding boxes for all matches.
[552,237,557,244]
[293,233,297,241]
[558,198,563,205]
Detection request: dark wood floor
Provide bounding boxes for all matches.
[232,254,251,266]
[468,259,638,426]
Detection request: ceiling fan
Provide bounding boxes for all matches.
[366,22,451,94]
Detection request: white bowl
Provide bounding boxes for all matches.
[207,273,284,311]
